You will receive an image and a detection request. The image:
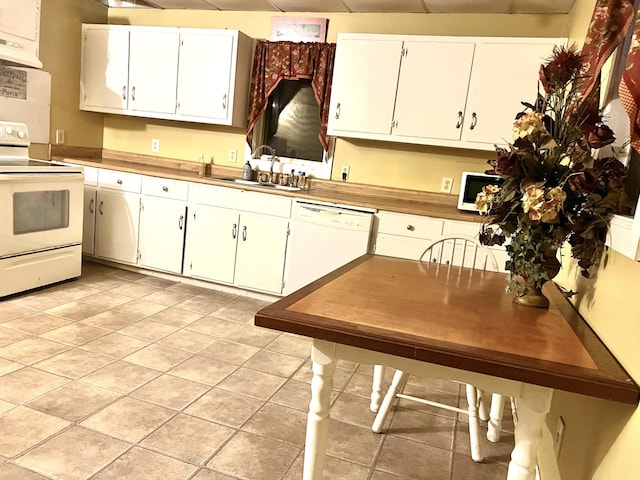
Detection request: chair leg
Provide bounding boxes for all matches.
[465,384,484,462]
[487,393,506,442]
[372,369,408,434]
[370,365,385,412]
[477,388,489,421]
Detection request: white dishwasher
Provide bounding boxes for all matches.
[284,200,375,295]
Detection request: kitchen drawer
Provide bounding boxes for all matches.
[374,233,438,260]
[376,211,443,240]
[237,191,292,218]
[190,183,242,207]
[98,169,142,193]
[142,176,189,200]
[442,219,483,237]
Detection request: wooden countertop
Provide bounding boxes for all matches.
[51,146,484,222]
[256,254,640,404]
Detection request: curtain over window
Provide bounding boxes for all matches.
[246,41,336,151]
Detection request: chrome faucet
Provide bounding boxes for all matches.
[251,144,278,183]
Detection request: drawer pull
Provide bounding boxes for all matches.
[117,179,123,185]
[162,186,168,192]
[406,225,415,231]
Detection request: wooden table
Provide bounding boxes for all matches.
[255,254,639,480]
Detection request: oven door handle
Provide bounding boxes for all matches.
[0,172,85,183]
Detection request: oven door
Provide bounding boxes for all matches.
[0,171,84,257]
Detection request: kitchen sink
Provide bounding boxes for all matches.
[214,177,300,191]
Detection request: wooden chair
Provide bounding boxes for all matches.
[371,235,506,462]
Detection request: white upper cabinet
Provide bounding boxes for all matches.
[0,0,41,68]
[176,29,251,126]
[328,37,402,135]
[80,24,252,127]
[128,28,180,115]
[327,33,561,151]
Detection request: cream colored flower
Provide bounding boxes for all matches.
[558,154,572,167]
[522,185,545,221]
[540,186,566,223]
[475,184,501,214]
[513,112,544,139]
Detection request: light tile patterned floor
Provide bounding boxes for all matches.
[0,261,514,479]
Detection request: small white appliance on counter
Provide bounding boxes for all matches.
[284,200,374,295]
[0,121,84,297]
[457,171,504,212]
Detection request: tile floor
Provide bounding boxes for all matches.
[0,261,514,480]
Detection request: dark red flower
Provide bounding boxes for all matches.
[486,151,520,176]
[539,64,550,94]
[541,44,584,87]
[583,122,616,149]
[568,170,598,193]
[594,157,629,189]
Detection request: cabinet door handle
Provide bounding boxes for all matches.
[242,225,247,241]
[131,86,136,101]
[335,102,341,119]
[162,186,168,192]
[222,94,227,109]
[178,215,184,230]
[122,86,127,100]
[232,223,237,239]
[469,112,477,130]
[98,200,104,215]
[89,198,95,214]
[455,111,463,129]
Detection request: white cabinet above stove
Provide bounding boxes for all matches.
[0,0,42,68]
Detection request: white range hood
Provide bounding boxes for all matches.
[0,0,42,69]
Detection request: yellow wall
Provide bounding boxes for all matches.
[102,9,568,191]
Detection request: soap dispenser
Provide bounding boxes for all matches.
[242,160,252,180]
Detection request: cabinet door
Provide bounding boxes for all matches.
[83,186,97,255]
[188,205,239,284]
[393,41,475,141]
[138,196,186,274]
[95,189,140,264]
[177,31,234,122]
[328,37,403,135]
[235,213,289,294]
[128,29,180,114]
[462,42,554,146]
[80,26,129,112]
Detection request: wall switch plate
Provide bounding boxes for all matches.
[440,176,454,193]
[55,129,65,145]
[151,138,160,152]
[229,149,237,163]
[553,416,565,457]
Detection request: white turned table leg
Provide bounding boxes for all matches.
[370,365,385,412]
[507,385,553,480]
[303,344,337,480]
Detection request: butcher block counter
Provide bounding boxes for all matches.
[50,146,483,222]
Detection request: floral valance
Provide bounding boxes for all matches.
[246,40,336,151]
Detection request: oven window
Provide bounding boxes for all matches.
[13,190,70,234]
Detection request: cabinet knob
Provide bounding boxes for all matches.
[162,186,168,192]
[469,112,477,130]
[117,179,123,185]
[406,225,415,231]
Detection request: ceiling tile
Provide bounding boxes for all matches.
[342,0,427,14]
[204,0,280,10]
[424,0,510,14]
[269,0,349,12]
[151,0,217,8]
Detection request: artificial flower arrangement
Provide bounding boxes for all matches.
[475,44,629,307]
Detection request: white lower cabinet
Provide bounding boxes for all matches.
[185,184,292,295]
[95,188,141,264]
[83,186,97,255]
[374,211,507,272]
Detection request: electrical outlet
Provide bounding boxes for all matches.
[229,149,237,163]
[151,138,160,152]
[553,416,565,457]
[341,165,350,181]
[55,129,65,145]
[440,176,454,193]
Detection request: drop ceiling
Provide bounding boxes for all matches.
[97,0,577,14]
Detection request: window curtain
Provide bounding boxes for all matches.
[246,41,336,151]
[619,2,640,150]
